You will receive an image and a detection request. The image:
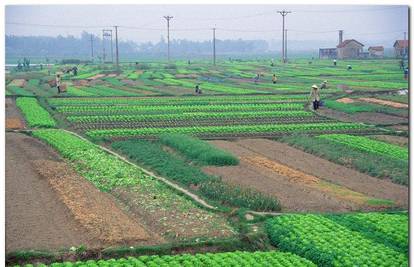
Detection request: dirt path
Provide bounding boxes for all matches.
[5,98,25,129]
[358,97,409,109]
[236,139,407,207]
[318,108,408,124]
[5,132,96,252]
[372,135,409,147]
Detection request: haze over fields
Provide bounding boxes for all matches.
[5,5,409,59]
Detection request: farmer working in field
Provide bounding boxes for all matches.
[56,73,62,93]
[333,59,337,66]
[309,84,321,110]
[400,59,405,70]
[254,73,260,83]
[320,80,328,90]
[195,84,200,94]
[272,74,277,84]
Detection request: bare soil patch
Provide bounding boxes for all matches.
[235,139,408,207]
[5,98,25,129]
[5,133,96,252]
[10,79,27,87]
[87,74,106,80]
[372,135,409,147]
[317,108,408,125]
[242,156,381,207]
[113,187,235,241]
[358,97,408,109]
[32,160,155,246]
[72,80,90,86]
[336,97,355,103]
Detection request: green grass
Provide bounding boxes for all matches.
[324,99,407,117]
[277,134,408,185]
[159,134,239,166]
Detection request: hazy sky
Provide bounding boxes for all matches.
[5,5,409,46]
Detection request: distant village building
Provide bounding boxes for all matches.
[319,48,337,59]
[393,40,408,58]
[336,39,364,59]
[368,46,384,58]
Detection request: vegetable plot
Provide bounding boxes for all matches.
[266,214,408,267]
[16,97,56,128]
[86,122,369,138]
[15,251,316,267]
[159,134,239,166]
[318,134,408,161]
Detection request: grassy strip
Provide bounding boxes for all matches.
[159,134,239,166]
[112,139,280,211]
[318,134,408,161]
[16,97,56,128]
[277,134,408,185]
[324,100,407,117]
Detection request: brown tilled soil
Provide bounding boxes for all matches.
[205,139,408,212]
[358,97,409,109]
[5,132,95,252]
[32,160,159,246]
[5,98,25,129]
[336,97,355,103]
[113,187,235,241]
[238,139,408,206]
[6,132,161,253]
[371,135,409,147]
[317,108,408,124]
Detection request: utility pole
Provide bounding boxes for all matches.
[213,27,216,65]
[110,30,114,63]
[404,32,406,41]
[102,30,106,63]
[90,34,94,60]
[284,29,288,62]
[114,26,119,69]
[277,10,291,63]
[103,29,113,63]
[163,15,173,62]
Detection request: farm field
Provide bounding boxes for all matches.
[5,58,409,266]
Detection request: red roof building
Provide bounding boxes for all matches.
[393,40,408,58]
[336,39,364,59]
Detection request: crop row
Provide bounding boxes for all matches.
[56,103,305,114]
[86,122,369,138]
[76,85,139,97]
[48,94,307,106]
[326,212,408,253]
[318,134,408,161]
[266,214,407,267]
[16,97,56,128]
[15,251,316,267]
[67,110,314,123]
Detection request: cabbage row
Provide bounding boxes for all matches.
[17,251,316,267]
[48,94,307,106]
[86,122,369,138]
[16,97,56,128]
[266,214,407,267]
[318,134,408,161]
[67,110,313,123]
[55,103,304,114]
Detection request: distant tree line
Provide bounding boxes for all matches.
[6,31,269,61]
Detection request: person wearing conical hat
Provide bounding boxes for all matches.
[320,80,328,90]
[309,84,321,110]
